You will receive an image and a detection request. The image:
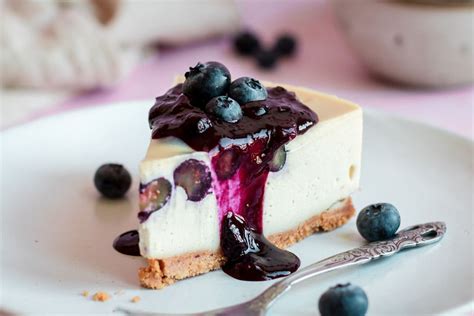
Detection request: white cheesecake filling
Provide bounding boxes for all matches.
[139,84,362,259]
[263,110,362,236]
[139,147,220,257]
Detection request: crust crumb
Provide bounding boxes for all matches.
[131,296,141,303]
[81,290,89,297]
[92,291,110,302]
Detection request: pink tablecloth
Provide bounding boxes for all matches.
[16,0,474,139]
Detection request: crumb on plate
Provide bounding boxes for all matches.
[131,296,141,303]
[92,291,110,302]
[81,290,89,297]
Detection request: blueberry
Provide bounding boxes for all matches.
[273,34,297,57]
[205,96,243,123]
[174,159,212,202]
[356,203,401,242]
[228,77,268,104]
[94,164,131,199]
[183,62,231,107]
[269,146,286,172]
[233,31,260,56]
[214,146,242,180]
[319,283,369,316]
[138,178,172,222]
[256,50,278,70]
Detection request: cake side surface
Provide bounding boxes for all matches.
[139,197,355,289]
[263,107,362,236]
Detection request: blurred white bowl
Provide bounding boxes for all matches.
[331,0,474,88]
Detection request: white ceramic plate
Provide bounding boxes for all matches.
[1,102,472,315]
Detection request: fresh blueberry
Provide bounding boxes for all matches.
[269,146,286,172]
[256,50,278,70]
[228,77,268,104]
[273,34,297,57]
[319,283,369,316]
[233,31,261,56]
[174,159,212,202]
[356,203,401,242]
[138,178,172,222]
[205,96,243,123]
[183,61,231,107]
[94,164,131,199]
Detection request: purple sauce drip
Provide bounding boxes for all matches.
[221,212,300,281]
[210,139,269,232]
[149,84,317,152]
[113,230,140,256]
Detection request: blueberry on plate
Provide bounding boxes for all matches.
[319,283,369,316]
[94,163,132,199]
[233,31,261,56]
[273,34,297,57]
[205,96,243,123]
[356,203,401,242]
[183,61,231,107]
[229,77,268,104]
[256,50,278,70]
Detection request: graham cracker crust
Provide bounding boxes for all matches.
[139,197,355,289]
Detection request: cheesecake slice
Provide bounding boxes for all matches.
[137,75,362,289]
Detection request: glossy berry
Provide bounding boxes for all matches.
[174,159,212,202]
[138,178,172,223]
[319,283,369,316]
[356,203,401,242]
[183,62,231,107]
[274,34,297,57]
[94,164,131,199]
[269,146,286,172]
[256,50,278,70]
[229,77,268,104]
[233,31,260,56]
[205,96,243,123]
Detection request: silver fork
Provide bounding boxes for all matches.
[117,221,446,316]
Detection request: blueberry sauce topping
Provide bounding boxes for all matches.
[149,84,317,152]
[221,212,300,281]
[113,230,140,256]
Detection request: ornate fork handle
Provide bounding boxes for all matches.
[251,221,446,311]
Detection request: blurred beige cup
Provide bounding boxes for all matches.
[331,0,474,88]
